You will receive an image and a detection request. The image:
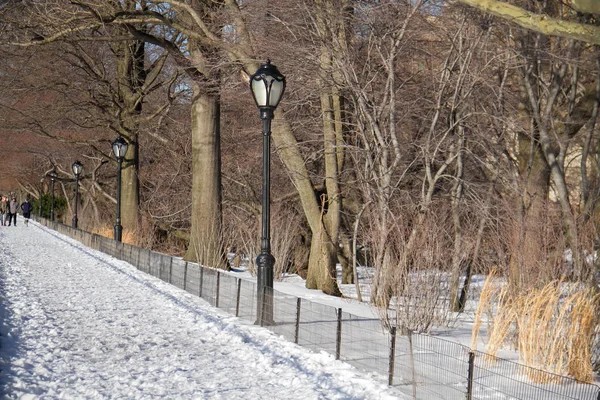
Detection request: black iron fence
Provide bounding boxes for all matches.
[34,218,600,400]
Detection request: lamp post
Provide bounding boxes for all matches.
[71,161,83,229]
[112,136,128,242]
[249,60,286,325]
[39,177,44,217]
[48,169,57,221]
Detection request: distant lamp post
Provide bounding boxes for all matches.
[39,177,44,217]
[112,136,128,242]
[249,59,286,325]
[48,169,58,221]
[71,161,83,229]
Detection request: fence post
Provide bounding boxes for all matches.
[147,250,152,275]
[199,267,204,298]
[158,255,164,281]
[467,351,475,400]
[388,326,397,386]
[183,262,188,291]
[136,247,141,269]
[216,271,221,308]
[168,258,173,284]
[409,330,416,400]
[336,308,342,360]
[235,278,242,317]
[295,298,301,344]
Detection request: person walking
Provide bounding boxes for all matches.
[2,196,9,226]
[21,197,32,226]
[0,196,5,226]
[8,197,19,226]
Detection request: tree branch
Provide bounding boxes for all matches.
[456,0,600,45]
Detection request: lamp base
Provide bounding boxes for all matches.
[114,224,123,242]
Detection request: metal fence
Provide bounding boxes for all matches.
[35,218,600,400]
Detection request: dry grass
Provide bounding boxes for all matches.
[470,271,497,351]
[566,291,598,381]
[474,278,600,382]
[92,226,137,246]
[485,287,516,358]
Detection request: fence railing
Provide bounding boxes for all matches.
[34,218,600,400]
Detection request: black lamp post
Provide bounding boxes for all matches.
[249,60,286,325]
[72,161,83,229]
[39,177,44,217]
[112,136,128,242]
[48,169,57,221]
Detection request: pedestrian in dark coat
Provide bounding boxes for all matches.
[21,198,32,225]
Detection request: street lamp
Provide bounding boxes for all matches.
[112,136,128,242]
[48,169,58,221]
[72,161,83,229]
[39,177,44,217]
[249,59,286,325]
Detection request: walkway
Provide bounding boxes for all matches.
[0,218,402,399]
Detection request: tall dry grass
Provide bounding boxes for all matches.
[516,282,599,382]
[92,226,137,245]
[470,271,497,351]
[473,279,600,382]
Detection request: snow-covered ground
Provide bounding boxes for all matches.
[0,217,406,399]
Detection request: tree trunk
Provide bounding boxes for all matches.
[338,236,354,284]
[184,90,227,269]
[114,36,145,235]
[270,112,341,295]
[121,142,139,236]
[306,229,341,296]
[449,118,465,312]
[511,133,550,288]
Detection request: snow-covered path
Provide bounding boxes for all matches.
[0,219,403,399]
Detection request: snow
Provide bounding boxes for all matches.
[0,218,407,399]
